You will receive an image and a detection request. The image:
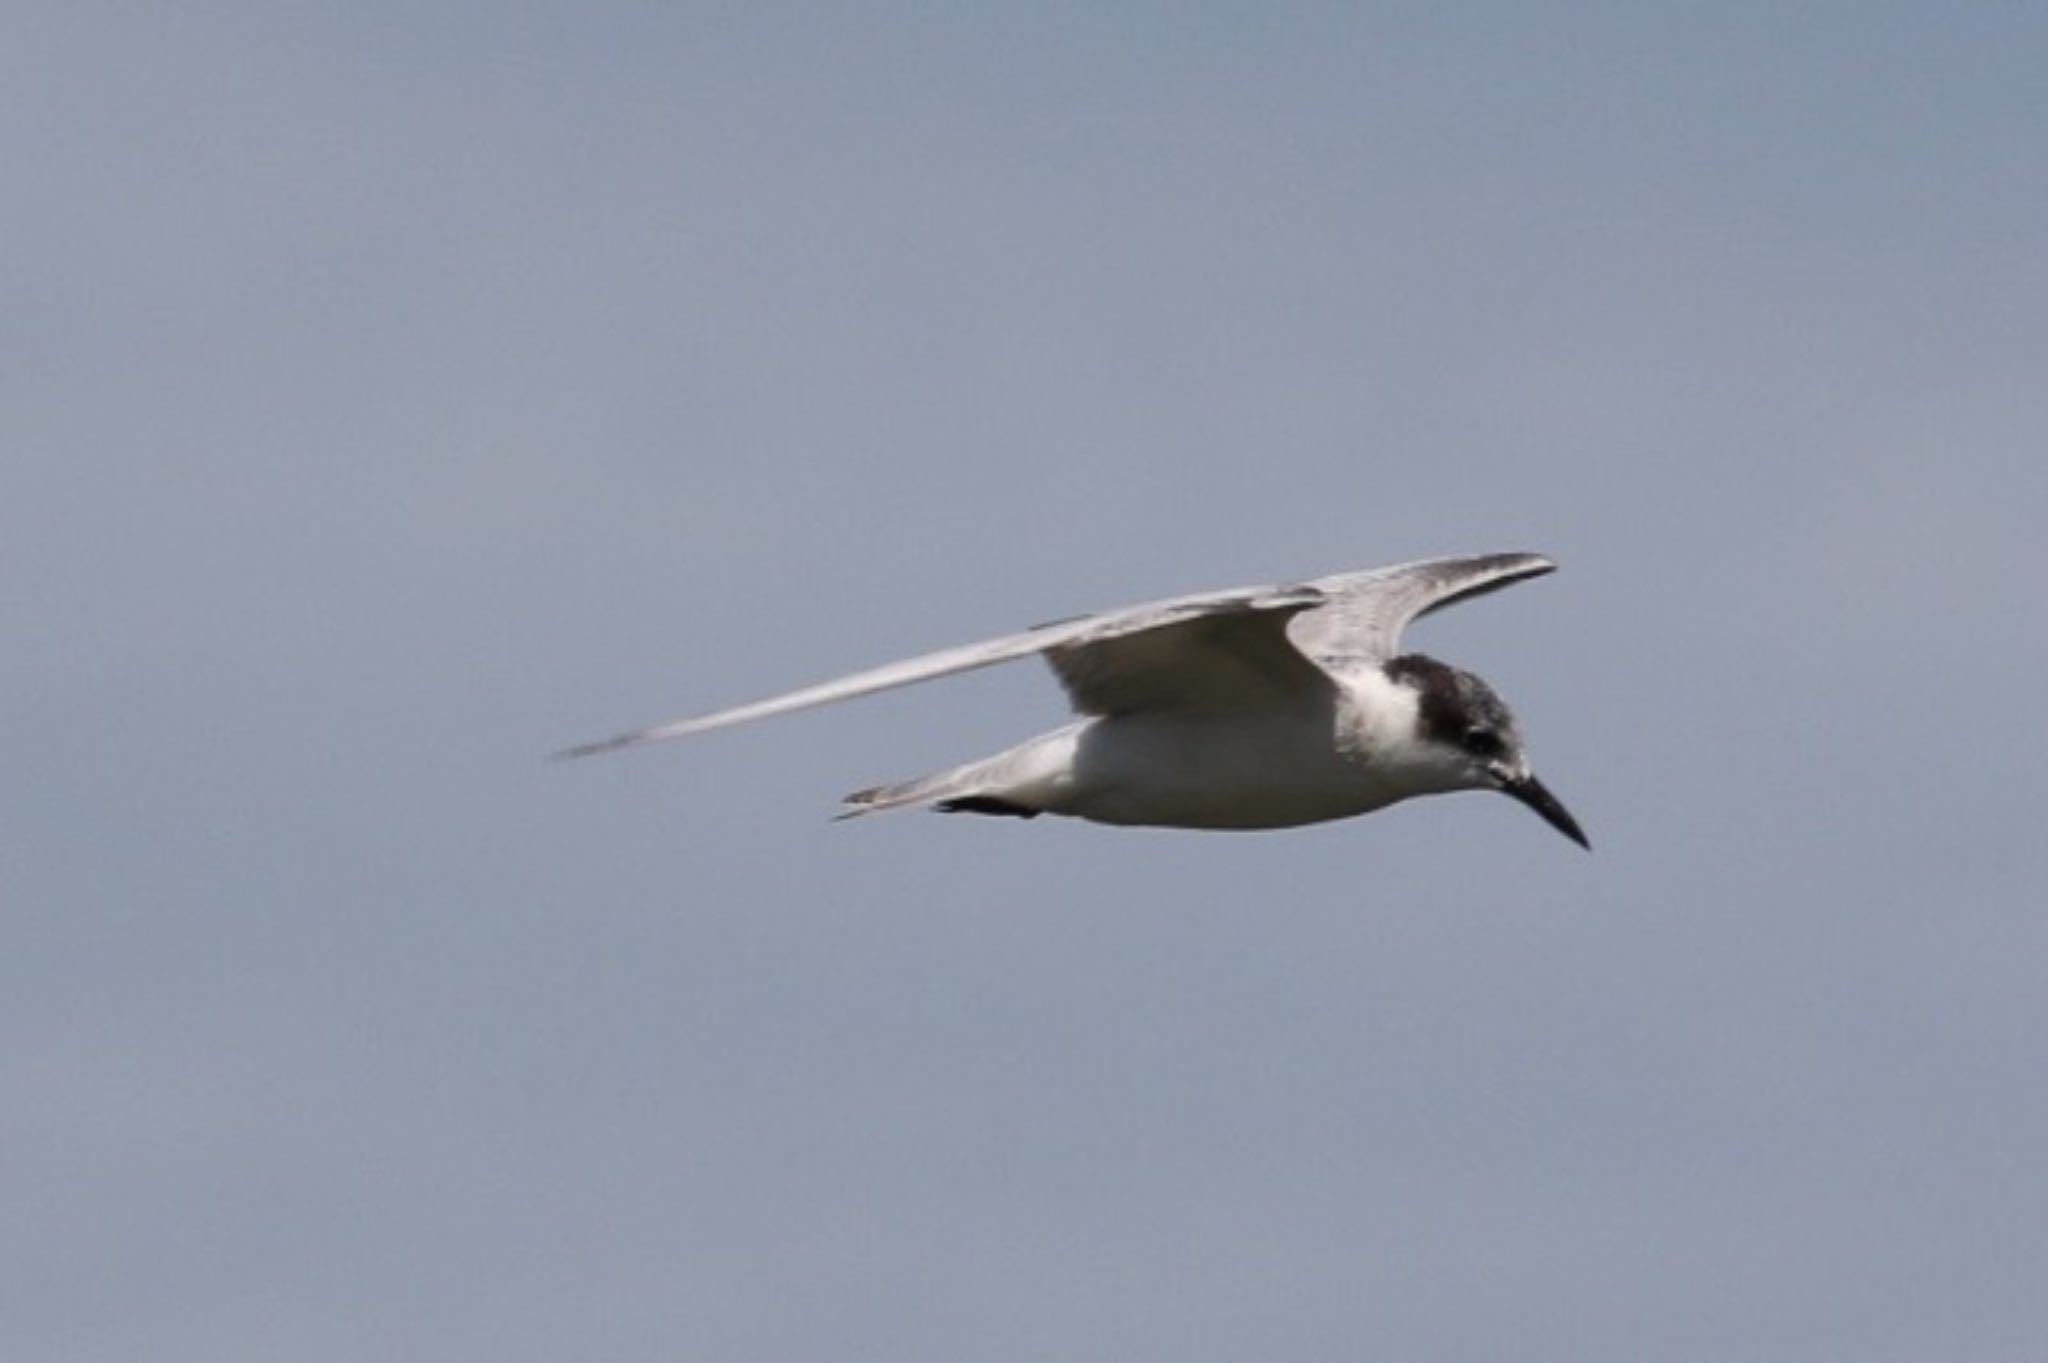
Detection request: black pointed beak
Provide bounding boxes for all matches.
[1499,772,1590,850]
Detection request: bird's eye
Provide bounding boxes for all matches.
[1464,727,1504,758]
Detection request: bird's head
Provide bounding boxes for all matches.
[1384,653,1589,850]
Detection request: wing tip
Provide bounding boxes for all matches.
[550,724,689,761]
[1492,550,1557,576]
[549,734,638,762]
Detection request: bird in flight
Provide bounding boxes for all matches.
[558,552,1587,846]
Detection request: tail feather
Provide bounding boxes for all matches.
[934,795,1039,818]
[837,764,1039,821]
[835,769,964,820]
[836,727,1077,821]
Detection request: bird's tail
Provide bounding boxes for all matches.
[836,737,1071,821]
[836,767,970,820]
[840,767,1041,820]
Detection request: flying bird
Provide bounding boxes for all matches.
[558,552,1587,846]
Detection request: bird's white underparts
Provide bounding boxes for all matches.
[558,552,1588,847]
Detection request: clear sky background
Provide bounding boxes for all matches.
[8,3,2046,1360]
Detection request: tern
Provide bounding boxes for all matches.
[558,552,1587,846]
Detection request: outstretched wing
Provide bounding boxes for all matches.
[555,580,1331,760]
[1287,552,1557,673]
[1043,596,1333,716]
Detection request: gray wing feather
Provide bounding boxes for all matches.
[1287,552,1557,672]
[1045,596,1334,715]
[554,581,1327,760]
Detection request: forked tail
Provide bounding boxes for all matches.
[836,769,967,820]
[839,732,1081,818]
[838,770,1034,820]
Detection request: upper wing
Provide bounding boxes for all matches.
[1043,596,1334,716]
[554,580,1329,760]
[1286,552,1557,673]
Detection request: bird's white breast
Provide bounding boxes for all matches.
[1036,673,1457,830]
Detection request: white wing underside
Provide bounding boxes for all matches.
[556,553,1555,760]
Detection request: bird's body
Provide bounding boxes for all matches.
[561,553,1588,847]
[850,666,1433,829]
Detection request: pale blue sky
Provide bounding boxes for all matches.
[7,4,2046,1360]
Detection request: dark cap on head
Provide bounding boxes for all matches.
[1384,653,1517,748]
[1384,653,1588,850]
